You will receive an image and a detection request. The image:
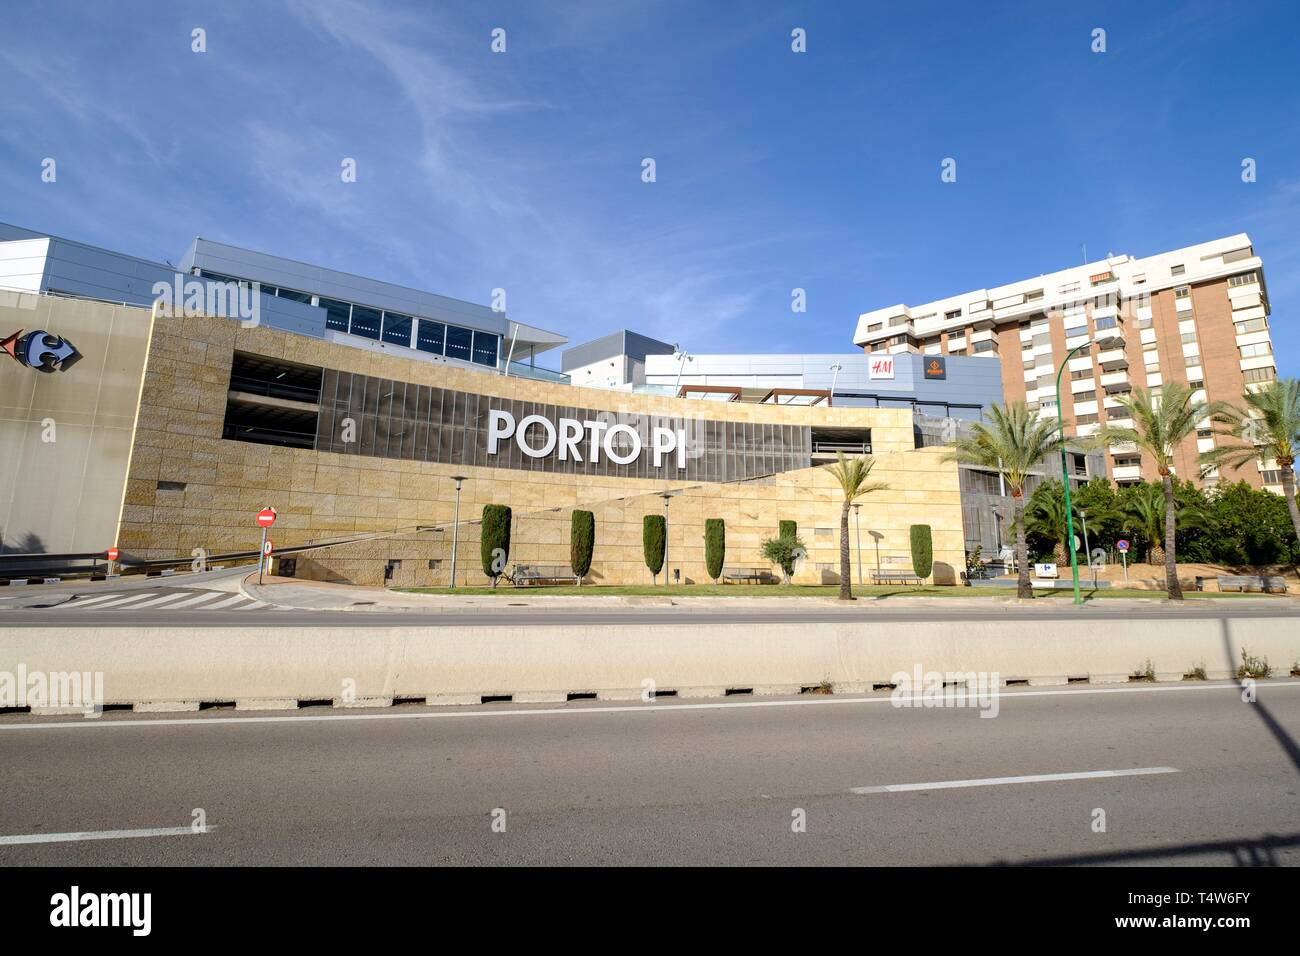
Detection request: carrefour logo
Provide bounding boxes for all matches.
[1,328,82,373]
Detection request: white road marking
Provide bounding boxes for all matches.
[0,825,214,846]
[850,766,1180,794]
[0,679,1295,733]
[204,594,254,610]
[78,592,160,609]
[58,594,121,608]
[125,592,196,609]
[161,592,228,609]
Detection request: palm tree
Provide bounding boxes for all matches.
[1026,480,1076,563]
[1203,378,1300,549]
[1089,381,1231,599]
[1123,482,1168,565]
[823,452,888,600]
[944,401,1064,598]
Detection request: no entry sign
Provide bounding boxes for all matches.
[106,547,119,562]
[256,507,277,528]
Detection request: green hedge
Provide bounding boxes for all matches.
[481,504,512,586]
[778,520,797,540]
[643,514,666,581]
[909,524,933,580]
[704,518,725,583]
[570,510,595,583]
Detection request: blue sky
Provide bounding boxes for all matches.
[2,0,1298,371]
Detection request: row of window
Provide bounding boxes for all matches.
[199,270,502,368]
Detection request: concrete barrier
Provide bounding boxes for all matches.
[3,616,1298,712]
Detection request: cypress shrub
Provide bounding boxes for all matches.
[570,510,595,584]
[704,518,725,583]
[480,504,512,587]
[909,524,933,580]
[643,514,666,583]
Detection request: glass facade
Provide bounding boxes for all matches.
[381,311,413,347]
[314,368,812,482]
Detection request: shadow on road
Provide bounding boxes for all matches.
[995,831,1300,866]
[1220,619,1300,775]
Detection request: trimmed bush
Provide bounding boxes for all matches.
[909,524,933,580]
[481,504,512,587]
[779,520,797,540]
[643,514,666,583]
[704,518,725,583]
[761,534,806,584]
[570,510,595,584]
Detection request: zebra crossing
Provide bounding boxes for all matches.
[53,587,277,613]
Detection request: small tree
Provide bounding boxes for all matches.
[909,524,933,581]
[480,504,512,588]
[704,518,725,583]
[824,452,889,600]
[643,514,666,585]
[761,534,806,584]
[570,510,595,585]
[779,520,797,540]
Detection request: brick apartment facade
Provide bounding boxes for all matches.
[855,235,1280,492]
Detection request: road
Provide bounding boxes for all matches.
[1,680,1297,865]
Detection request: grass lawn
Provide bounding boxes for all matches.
[400,583,1274,599]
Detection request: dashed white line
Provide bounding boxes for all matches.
[0,825,214,846]
[850,766,1181,794]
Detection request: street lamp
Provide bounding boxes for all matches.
[852,502,863,586]
[658,491,674,586]
[1054,335,1115,604]
[830,362,843,405]
[1080,507,1094,589]
[448,475,468,588]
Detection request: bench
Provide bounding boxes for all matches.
[1216,574,1289,594]
[871,569,924,586]
[722,566,777,584]
[512,564,579,586]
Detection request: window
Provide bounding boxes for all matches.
[1071,368,1093,380]
[944,309,961,320]
[1075,413,1099,425]
[889,316,912,327]
[1239,342,1272,359]
[1021,339,1034,352]
[1025,289,1044,301]
[1073,390,1096,402]
[349,305,381,340]
[1064,325,1088,339]
[1114,456,1141,468]
[1261,469,1282,485]
[381,311,413,347]
[320,297,351,333]
[416,320,445,354]
[1174,286,1190,299]
[1180,331,1198,344]
[1243,366,1276,384]
[472,330,500,367]
[1023,358,1036,370]
[277,287,312,304]
[1189,379,1205,390]
[1094,316,1117,330]
[1228,272,1258,287]
[949,349,967,356]
[445,325,474,362]
[867,323,883,333]
[1171,264,1185,276]
[1184,354,1200,367]
[922,336,940,349]
[1132,274,1146,285]
[973,340,996,353]
[1059,281,1081,295]
[1135,315,1153,329]
[1234,317,1267,334]
[1197,428,1213,439]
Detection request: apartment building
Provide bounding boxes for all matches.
[854,235,1281,492]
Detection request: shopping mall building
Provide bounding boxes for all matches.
[0,222,1275,586]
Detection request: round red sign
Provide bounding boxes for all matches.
[106,547,119,561]
[256,507,277,528]
[263,539,273,556]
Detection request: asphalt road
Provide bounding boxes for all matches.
[2,680,1297,865]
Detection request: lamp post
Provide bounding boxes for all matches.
[1080,508,1094,589]
[830,362,843,405]
[852,502,863,586]
[448,475,468,588]
[658,491,674,587]
[1054,340,1094,605]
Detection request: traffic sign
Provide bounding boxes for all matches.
[106,547,119,562]
[1117,539,1130,553]
[256,507,277,528]
[263,539,274,556]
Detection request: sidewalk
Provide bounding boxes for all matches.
[235,574,1284,613]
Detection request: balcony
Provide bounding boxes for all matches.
[1098,350,1129,372]
[506,361,570,384]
